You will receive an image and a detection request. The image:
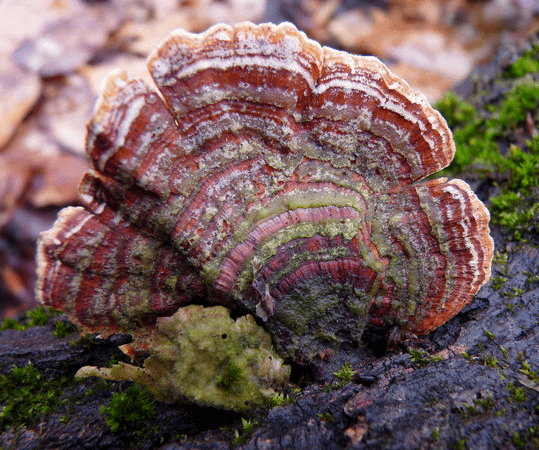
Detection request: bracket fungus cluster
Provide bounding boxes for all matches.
[36,22,493,404]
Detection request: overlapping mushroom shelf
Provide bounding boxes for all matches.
[36,22,493,361]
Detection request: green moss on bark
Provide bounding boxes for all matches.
[435,80,539,241]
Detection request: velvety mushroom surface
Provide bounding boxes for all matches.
[36,22,493,363]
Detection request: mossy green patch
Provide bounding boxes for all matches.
[430,427,440,442]
[53,320,78,339]
[519,360,539,382]
[489,139,539,240]
[493,82,539,133]
[408,349,444,368]
[434,92,495,174]
[504,45,539,78]
[100,384,157,435]
[333,362,356,387]
[491,276,507,290]
[0,306,67,335]
[459,396,494,419]
[436,81,539,170]
[435,80,539,241]
[0,318,24,331]
[231,417,257,446]
[433,91,477,131]
[217,361,244,389]
[26,306,58,326]
[0,363,73,428]
[481,354,498,368]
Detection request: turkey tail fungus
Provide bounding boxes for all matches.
[36,22,493,365]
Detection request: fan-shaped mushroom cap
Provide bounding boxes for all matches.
[36,22,493,362]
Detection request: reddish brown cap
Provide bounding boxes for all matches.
[36,22,493,360]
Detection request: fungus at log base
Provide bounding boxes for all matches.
[35,22,494,409]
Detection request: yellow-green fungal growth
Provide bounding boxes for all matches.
[76,305,290,411]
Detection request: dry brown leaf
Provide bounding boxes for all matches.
[0,158,32,230]
[0,58,41,149]
[38,74,96,155]
[2,123,87,209]
[0,0,82,56]
[12,7,125,77]
[116,13,193,57]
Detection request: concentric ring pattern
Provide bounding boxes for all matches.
[36,22,493,361]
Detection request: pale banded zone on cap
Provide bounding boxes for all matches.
[36,22,493,361]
